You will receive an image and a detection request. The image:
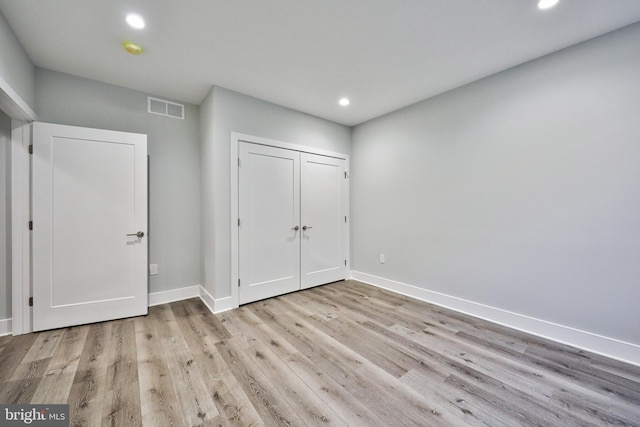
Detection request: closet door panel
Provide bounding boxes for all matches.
[239,143,300,304]
[300,153,347,289]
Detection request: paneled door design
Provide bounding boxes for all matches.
[238,142,347,305]
[32,122,148,331]
[300,153,347,289]
[239,143,301,304]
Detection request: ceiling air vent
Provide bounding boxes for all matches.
[147,97,185,119]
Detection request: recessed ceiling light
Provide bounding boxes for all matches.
[538,0,559,10]
[339,98,350,107]
[126,13,145,29]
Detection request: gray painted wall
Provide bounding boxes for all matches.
[0,110,10,319]
[351,23,640,345]
[35,68,201,295]
[0,10,35,111]
[200,86,351,299]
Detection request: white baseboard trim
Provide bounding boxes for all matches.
[149,285,200,307]
[198,286,235,314]
[350,271,640,367]
[148,285,235,314]
[0,318,12,337]
[198,286,216,314]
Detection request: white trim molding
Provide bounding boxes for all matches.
[350,271,640,367]
[0,75,37,122]
[199,286,235,314]
[11,120,32,336]
[148,285,200,307]
[0,318,11,337]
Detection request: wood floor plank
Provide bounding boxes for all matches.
[202,336,264,427]
[2,280,639,427]
[549,386,638,426]
[0,334,12,349]
[388,323,557,401]
[31,325,89,404]
[460,328,640,402]
[445,371,594,427]
[219,307,307,369]
[400,369,516,427]
[525,343,640,405]
[308,285,398,328]
[456,328,640,424]
[183,298,233,342]
[101,319,142,427]
[134,316,183,427]
[243,336,345,426]
[252,298,452,427]
[149,305,220,426]
[10,329,62,381]
[67,322,112,427]
[0,358,49,404]
[0,332,38,383]
[277,295,414,378]
[171,303,263,427]
[224,307,381,426]
[221,308,389,426]
[285,292,457,386]
[171,299,228,343]
[215,336,308,427]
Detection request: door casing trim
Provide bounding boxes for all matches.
[10,120,32,335]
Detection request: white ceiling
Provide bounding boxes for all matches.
[2,0,640,126]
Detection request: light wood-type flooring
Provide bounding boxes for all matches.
[1,280,639,426]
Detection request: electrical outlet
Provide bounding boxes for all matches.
[379,254,385,264]
[149,264,158,275]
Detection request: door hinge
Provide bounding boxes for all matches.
[28,221,33,230]
[28,297,33,307]
[344,171,347,179]
[345,259,347,266]
[238,218,240,226]
[238,279,241,287]
[238,158,240,167]
[28,145,33,154]
[345,216,347,223]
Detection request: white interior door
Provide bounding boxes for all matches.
[300,153,347,289]
[32,122,148,331]
[239,142,300,304]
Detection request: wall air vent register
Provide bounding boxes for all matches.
[147,97,184,119]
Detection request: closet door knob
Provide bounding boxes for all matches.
[302,225,312,231]
[292,226,299,231]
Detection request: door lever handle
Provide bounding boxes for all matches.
[292,226,299,231]
[127,231,145,238]
[302,225,312,231]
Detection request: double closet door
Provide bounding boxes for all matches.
[239,142,347,304]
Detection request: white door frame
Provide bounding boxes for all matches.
[230,132,350,309]
[10,120,33,335]
[2,74,37,336]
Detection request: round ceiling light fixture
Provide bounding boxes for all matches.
[123,40,144,55]
[538,0,559,10]
[126,13,145,29]
[339,97,350,107]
